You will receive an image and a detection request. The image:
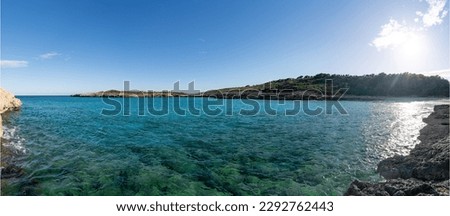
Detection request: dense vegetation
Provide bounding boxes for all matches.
[223,73,449,97]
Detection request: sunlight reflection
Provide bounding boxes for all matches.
[362,100,449,166]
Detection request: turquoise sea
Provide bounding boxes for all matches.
[1,96,447,195]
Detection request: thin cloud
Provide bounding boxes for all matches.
[39,51,61,59]
[370,0,448,51]
[0,60,29,68]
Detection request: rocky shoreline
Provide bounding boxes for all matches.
[72,90,448,102]
[1,88,22,184]
[345,105,449,196]
[0,88,22,139]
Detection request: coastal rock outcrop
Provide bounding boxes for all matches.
[345,105,450,196]
[0,88,22,138]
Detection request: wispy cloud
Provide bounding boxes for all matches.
[416,0,448,27]
[39,51,61,59]
[370,19,417,50]
[0,60,29,68]
[370,0,448,51]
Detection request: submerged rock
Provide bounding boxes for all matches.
[346,105,450,196]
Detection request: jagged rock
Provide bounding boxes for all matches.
[377,136,449,181]
[345,179,447,196]
[346,105,450,196]
[0,88,22,112]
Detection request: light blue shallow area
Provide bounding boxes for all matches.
[1,96,446,195]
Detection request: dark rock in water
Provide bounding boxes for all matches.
[345,105,450,196]
[345,179,448,196]
[345,180,388,196]
[1,164,24,179]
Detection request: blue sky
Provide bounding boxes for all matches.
[1,0,449,95]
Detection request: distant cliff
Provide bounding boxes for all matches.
[0,88,22,138]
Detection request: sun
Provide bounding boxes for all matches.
[401,33,426,57]
[394,32,429,70]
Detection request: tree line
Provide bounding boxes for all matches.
[256,73,449,97]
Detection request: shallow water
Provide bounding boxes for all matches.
[1,97,448,195]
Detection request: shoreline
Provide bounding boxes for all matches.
[345,104,449,196]
[70,91,449,101]
[0,88,22,186]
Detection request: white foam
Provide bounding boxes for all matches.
[2,125,27,154]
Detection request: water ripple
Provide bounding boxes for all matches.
[1,97,448,195]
